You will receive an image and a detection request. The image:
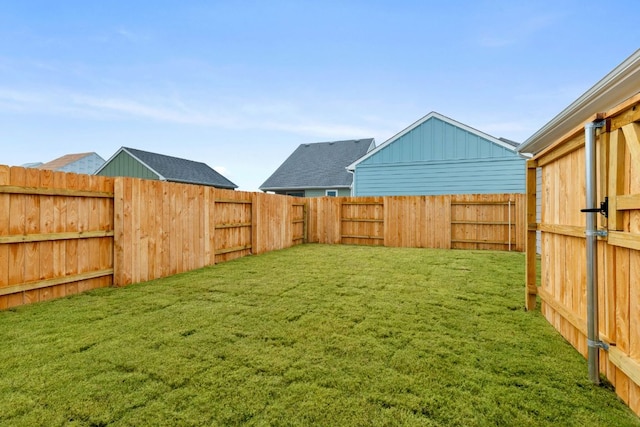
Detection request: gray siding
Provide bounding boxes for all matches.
[97,151,158,180]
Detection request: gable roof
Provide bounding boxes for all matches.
[347,112,516,170]
[96,147,237,189]
[517,49,640,156]
[260,138,375,191]
[39,152,104,173]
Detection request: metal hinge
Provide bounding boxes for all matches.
[585,229,608,238]
[588,339,610,351]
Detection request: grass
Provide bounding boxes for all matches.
[1,244,638,426]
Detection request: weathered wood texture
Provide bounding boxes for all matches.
[529,96,640,415]
[0,166,114,310]
[308,194,524,251]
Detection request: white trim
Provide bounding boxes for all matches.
[325,189,339,197]
[93,147,123,175]
[346,111,515,171]
[517,48,640,155]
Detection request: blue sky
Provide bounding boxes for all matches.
[1,1,638,190]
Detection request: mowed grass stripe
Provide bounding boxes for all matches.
[0,244,638,426]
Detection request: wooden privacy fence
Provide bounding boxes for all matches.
[0,164,525,310]
[307,194,525,251]
[0,167,306,309]
[0,167,114,309]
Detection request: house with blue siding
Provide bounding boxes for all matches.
[347,112,525,196]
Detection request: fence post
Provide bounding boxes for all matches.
[303,202,308,243]
[525,160,538,310]
[251,192,259,255]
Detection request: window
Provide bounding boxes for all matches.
[325,190,338,197]
[286,191,304,197]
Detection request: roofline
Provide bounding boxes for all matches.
[94,147,237,188]
[122,147,166,180]
[94,147,163,179]
[167,177,237,189]
[346,111,515,170]
[517,48,640,155]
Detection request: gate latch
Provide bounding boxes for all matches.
[581,197,608,218]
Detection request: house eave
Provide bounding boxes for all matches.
[517,48,640,156]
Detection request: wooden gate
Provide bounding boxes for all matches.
[450,195,519,251]
[524,96,640,413]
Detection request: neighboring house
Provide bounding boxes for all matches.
[260,139,375,197]
[38,152,105,174]
[95,147,237,189]
[21,162,43,168]
[347,112,525,196]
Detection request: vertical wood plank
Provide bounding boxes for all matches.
[22,167,41,304]
[64,173,79,296]
[76,173,92,292]
[50,171,67,299]
[8,167,26,307]
[0,166,10,309]
[113,178,124,286]
[616,247,631,404]
[99,175,114,288]
[38,169,55,301]
[161,181,171,277]
[609,129,625,230]
[526,161,538,310]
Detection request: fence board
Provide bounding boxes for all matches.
[0,166,9,309]
[38,170,54,301]
[2,165,525,308]
[8,167,27,307]
[51,171,67,300]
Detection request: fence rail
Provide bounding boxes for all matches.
[308,194,525,251]
[1,165,525,310]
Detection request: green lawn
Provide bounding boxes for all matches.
[1,244,638,426]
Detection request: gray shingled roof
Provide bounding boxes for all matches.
[260,139,374,191]
[123,147,237,189]
[498,137,520,148]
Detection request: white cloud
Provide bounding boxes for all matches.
[0,87,391,142]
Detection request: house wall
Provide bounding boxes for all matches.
[305,188,351,197]
[59,153,105,175]
[96,151,158,180]
[273,188,351,197]
[353,116,525,196]
[355,158,524,196]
